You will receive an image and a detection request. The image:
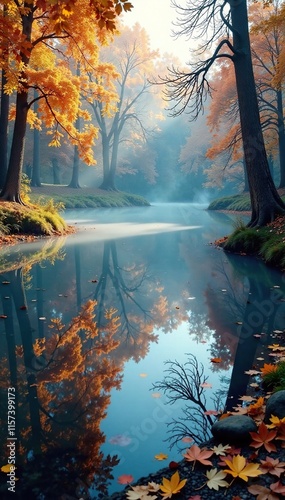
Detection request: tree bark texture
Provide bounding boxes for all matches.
[230,0,285,226]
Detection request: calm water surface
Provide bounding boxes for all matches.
[0,203,284,498]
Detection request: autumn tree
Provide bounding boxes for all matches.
[0,0,133,203]
[163,0,285,226]
[89,23,162,191]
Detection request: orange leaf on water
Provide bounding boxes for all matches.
[117,474,134,484]
[210,357,222,363]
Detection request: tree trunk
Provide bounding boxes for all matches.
[277,89,285,188]
[0,6,33,203]
[98,133,117,190]
[230,0,285,226]
[31,93,41,187]
[68,117,81,188]
[52,157,61,185]
[0,70,9,189]
[0,90,28,202]
[242,157,249,192]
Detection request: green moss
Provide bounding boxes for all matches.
[0,202,67,236]
[208,193,285,212]
[223,226,268,254]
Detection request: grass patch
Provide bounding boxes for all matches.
[219,216,285,270]
[208,192,285,212]
[30,188,150,209]
[0,201,67,237]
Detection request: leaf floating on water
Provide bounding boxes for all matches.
[187,296,196,300]
[239,395,255,402]
[117,474,134,485]
[1,281,10,285]
[38,317,46,321]
[152,392,161,398]
[0,315,7,319]
[244,370,260,375]
[139,373,148,378]
[210,357,222,363]
[204,409,219,416]
[109,434,132,446]
[235,321,243,325]
[181,436,193,443]
[200,382,212,389]
[20,305,27,310]
[175,306,180,309]
[155,453,168,461]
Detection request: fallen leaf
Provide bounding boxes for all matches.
[205,468,229,490]
[223,455,262,482]
[204,410,219,416]
[211,444,231,456]
[183,445,213,469]
[151,392,161,398]
[169,461,179,470]
[139,373,148,377]
[200,382,212,389]
[270,480,285,494]
[181,436,193,443]
[250,422,277,453]
[244,370,260,375]
[248,484,279,499]
[118,474,134,485]
[1,464,16,473]
[0,315,7,319]
[155,453,168,461]
[259,456,285,477]
[210,357,222,363]
[159,470,187,499]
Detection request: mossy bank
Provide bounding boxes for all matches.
[208,192,285,270]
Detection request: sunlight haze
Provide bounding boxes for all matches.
[122,0,192,63]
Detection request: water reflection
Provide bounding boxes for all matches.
[0,204,284,498]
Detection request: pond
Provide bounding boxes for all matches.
[0,203,284,499]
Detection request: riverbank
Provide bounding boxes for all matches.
[108,441,283,499]
[0,186,150,246]
[208,192,285,271]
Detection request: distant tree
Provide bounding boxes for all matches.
[163,0,285,226]
[89,24,162,191]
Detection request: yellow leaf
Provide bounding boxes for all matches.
[154,453,168,461]
[223,455,262,482]
[1,464,15,473]
[160,470,187,498]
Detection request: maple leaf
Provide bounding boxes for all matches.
[250,422,277,452]
[248,484,279,500]
[205,468,229,490]
[126,486,157,500]
[260,363,278,376]
[117,473,134,484]
[211,443,231,456]
[259,456,285,477]
[247,397,265,416]
[267,415,285,429]
[154,453,168,461]
[183,445,213,469]
[223,454,262,482]
[159,470,187,499]
[270,480,285,494]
